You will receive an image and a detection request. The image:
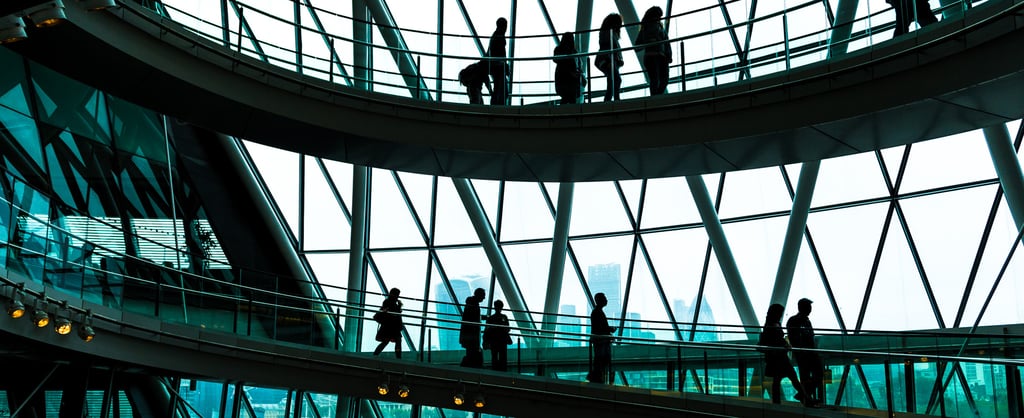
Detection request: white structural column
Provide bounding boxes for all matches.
[344,166,370,351]
[575,0,594,55]
[613,0,642,63]
[686,176,759,329]
[452,178,537,335]
[985,124,1024,229]
[542,183,574,346]
[770,162,820,305]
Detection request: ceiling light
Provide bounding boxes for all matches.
[54,316,72,335]
[376,382,389,396]
[79,0,117,11]
[397,384,410,398]
[26,1,67,28]
[473,394,485,408]
[7,299,25,318]
[0,16,28,44]
[78,323,95,342]
[32,308,49,328]
[452,393,465,406]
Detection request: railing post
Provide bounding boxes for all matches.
[703,350,709,394]
[783,13,791,71]
[236,6,244,53]
[679,41,685,92]
[738,358,747,397]
[884,358,895,417]
[905,359,917,413]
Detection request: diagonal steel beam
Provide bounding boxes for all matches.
[301,0,354,86]
[362,0,431,99]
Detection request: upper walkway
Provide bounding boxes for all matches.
[6,0,1024,181]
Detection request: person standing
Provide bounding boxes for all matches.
[553,32,584,105]
[483,300,512,371]
[587,292,617,383]
[487,18,510,105]
[759,303,809,405]
[635,6,672,96]
[459,288,486,368]
[787,298,824,405]
[595,13,624,102]
[372,288,403,358]
[888,0,938,37]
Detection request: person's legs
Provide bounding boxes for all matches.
[656,58,669,95]
[394,338,402,359]
[915,0,938,26]
[373,341,388,356]
[769,373,782,404]
[893,0,910,36]
[490,71,506,105]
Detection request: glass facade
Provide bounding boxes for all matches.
[2,0,1023,417]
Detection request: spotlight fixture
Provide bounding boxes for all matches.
[32,291,49,328]
[79,0,117,11]
[473,394,485,408]
[397,384,410,398]
[26,1,67,28]
[452,392,465,406]
[53,301,71,335]
[376,382,389,396]
[6,283,26,318]
[0,15,28,44]
[78,309,95,342]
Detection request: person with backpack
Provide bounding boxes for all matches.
[459,61,489,104]
[372,288,404,358]
[553,32,585,105]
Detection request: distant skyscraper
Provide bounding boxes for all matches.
[436,278,472,350]
[588,263,621,323]
[555,304,582,347]
[674,298,719,342]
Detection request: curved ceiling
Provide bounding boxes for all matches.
[7,1,1024,181]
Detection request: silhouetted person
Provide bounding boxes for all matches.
[373,288,403,358]
[588,292,617,383]
[760,303,808,405]
[635,6,672,96]
[483,300,512,371]
[553,32,585,105]
[595,13,624,102]
[459,60,489,104]
[787,298,824,405]
[889,0,938,37]
[487,18,510,105]
[459,287,486,368]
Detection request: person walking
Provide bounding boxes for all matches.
[587,292,617,383]
[759,303,809,405]
[553,32,585,105]
[459,288,486,368]
[372,288,404,358]
[787,298,824,405]
[889,0,938,37]
[487,18,510,105]
[635,6,672,96]
[483,300,512,371]
[595,13,624,102]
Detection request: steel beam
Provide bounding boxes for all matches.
[542,183,574,345]
[363,0,431,99]
[344,166,370,350]
[771,161,819,305]
[985,123,1024,229]
[828,0,860,58]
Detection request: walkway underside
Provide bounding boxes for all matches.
[7,2,1024,182]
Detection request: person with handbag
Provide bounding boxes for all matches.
[372,288,404,358]
[635,7,672,96]
[759,303,809,405]
[595,13,624,102]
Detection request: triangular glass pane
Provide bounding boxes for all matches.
[0,48,31,117]
[303,156,350,251]
[499,181,553,242]
[878,146,904,188]
[369,20,411,98]
[0,106,42,168]
[368,249,430,352]
[807,202,888,330]
[640,177,701,229]
[244,141,300,239]
[433,178,484,246]
[698,249,747,341]
[831,366,873,409]
[900,185,998,326]
[570,235,634,323]
[900,131,996,194]
[503,241,552,325]
[471,178,501,229]
[813,152,890,207]
[0,83,31,119]
[861,219,941,331]
[29,63,109,143]
[569,181,632,236]
[305,0,354,84]
[643,229,712,340]
[723,216,789,318]
[369,168,427,248]
[389,1,439,98]
[398,171,436,234]
[507,0,558,104]
[305,253,350,305]
[620,246,674,342]
[426,260,470,352]
[784,238,842,332]
[617,179,643,222]
[717,166,793,219]
[967,199,1024,327]
[552,255,590,348]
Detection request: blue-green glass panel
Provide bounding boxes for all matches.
[108,96,167,162]
[27,63,111,144]
[0,105,43,174]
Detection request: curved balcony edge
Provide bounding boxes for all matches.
[6,1,1024,181]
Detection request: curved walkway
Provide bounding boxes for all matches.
[8,0,1024,181]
